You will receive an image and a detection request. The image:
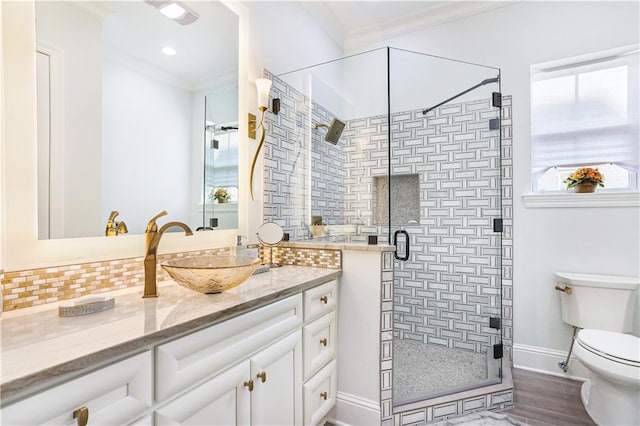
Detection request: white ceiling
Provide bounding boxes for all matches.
[298,1,517,50]
[91,1,238,90]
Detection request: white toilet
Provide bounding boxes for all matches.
[555,272,640,426]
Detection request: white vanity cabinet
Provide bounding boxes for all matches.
[1,351,152,426]
[1,277,339,426]
[155,294,304,425]
[302,280,338,426]
[155,330,303,426]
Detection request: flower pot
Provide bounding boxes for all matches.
[217,199,229,204]
[574,181,597,193]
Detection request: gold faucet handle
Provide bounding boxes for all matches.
[146,211,168,232]
[117,221,128,234]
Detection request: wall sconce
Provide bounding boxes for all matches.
[249,78,273,200]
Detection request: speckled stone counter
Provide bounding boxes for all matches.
[0,266,340,404]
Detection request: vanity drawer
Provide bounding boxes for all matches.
[303,359,337,426]
[303,311,336,380]
[304,280,337,322]
[155,294,302,401]
[2,351,152,426]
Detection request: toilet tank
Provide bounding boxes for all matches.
[555,272,640,332]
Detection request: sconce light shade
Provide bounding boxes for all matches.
[255,78,272,110]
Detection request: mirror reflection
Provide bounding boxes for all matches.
[35,0,239,239]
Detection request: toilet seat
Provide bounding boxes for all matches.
[576,329,640,367]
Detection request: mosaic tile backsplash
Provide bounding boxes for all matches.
[1,245,341,312]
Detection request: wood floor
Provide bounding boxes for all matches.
[503,368,596,426]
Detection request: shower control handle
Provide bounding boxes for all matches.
[393,230,410,261]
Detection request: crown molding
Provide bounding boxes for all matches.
[297,1,348,49]
[344,1,518,52]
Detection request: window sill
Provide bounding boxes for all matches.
[522,191,640,208]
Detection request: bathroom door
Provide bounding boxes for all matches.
[389,48,503,404]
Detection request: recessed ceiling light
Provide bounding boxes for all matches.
[162,46,177,56]
[159,3,185,19]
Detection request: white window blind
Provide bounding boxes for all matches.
[531,47,639,182]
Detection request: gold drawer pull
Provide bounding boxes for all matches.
[73,406,89,426]
[257,371,267,383]
[320,391,328,400]
[320,296,328,304]
[555,285,572,295]
[320,338,328,347]
[244,379,254,392]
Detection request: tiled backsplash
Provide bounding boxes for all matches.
[1,247,230,312]
[1,245,341,312]
[259,245,342,269]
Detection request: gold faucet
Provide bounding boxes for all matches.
[143,211,193,298]
[105,210,128,236]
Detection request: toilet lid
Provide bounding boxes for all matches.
[577,329,640,365]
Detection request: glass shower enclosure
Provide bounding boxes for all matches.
[202,95,239,231]
[266,47,503,408]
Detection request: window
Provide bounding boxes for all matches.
[531,46,639,192]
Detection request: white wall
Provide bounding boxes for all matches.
[245,2,343,240]
[36,2,103,238]
[102,59,192,234]
[345,1,640,372]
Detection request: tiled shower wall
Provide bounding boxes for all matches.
[264,78,514,420]
[383,97,514,424]
[390,101,502,356]
[263,73,345,239]
[265,77,503,355]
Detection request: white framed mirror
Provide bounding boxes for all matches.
[1,0,249,270]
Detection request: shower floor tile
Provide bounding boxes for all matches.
[393,338,488,404]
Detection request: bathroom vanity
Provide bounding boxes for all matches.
[0,266,339,426]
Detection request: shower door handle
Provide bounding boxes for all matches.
[393,230,410,261]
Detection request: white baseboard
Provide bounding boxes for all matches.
[326,391,380,426]
[513,343,589,381]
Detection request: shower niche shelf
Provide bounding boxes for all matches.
[374,174,420,225]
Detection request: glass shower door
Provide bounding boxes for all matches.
[389,48,503,405]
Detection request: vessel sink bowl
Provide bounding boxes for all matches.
[161,255,261,294]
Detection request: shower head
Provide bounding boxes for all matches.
[314,118,345,145]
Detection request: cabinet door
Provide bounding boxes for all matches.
[155,360,251,426]
[250,330,303,426]
[1,351,152,426]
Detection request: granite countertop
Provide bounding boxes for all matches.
[0,265,341,404]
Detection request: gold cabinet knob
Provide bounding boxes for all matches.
[244,379,254,392]
[320,391,328,400]
[257,371,267,383]
[320,338,328,347]
[73,406,89,426]
[320,296,328,304]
